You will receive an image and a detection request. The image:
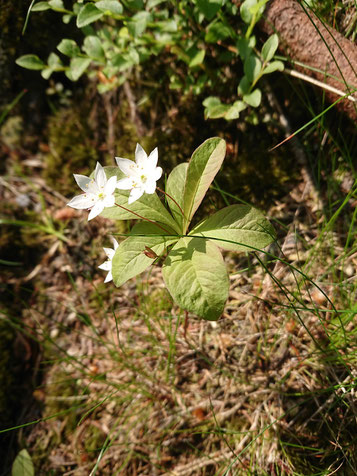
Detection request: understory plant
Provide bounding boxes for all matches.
[17,0,283,121]
[68,137,275,320]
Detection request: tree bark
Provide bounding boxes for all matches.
[260,0,357,120]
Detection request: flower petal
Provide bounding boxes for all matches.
[103,194,115,208]
[95,162,106,189]
[152,166,163,181]
[67,194,92,209]
[104,175,118,195]
[116,177,134,190]
[98,260,111,271]
[74,174,91,192]
[144,180,156,194]
[115,157,136,176]
[128,187,144,204]
[88,201,104,220]
[147,147,158,168]
[103,247,115,259]
[104,270,113,283]
[135,143,148,166]
[110,237,119,250]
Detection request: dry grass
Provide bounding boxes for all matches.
[2,156,356,475]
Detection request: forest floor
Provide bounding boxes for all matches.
[1,81,357,476]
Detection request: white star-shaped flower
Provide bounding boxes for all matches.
[98,237,119,283]
[115,144,163,204]
[67,162,117,221]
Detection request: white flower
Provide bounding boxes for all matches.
[67,162,117,221]
[98,237,119,283]
[115,143,163,204]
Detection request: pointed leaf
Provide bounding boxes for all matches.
[165,163,188,232]
[16,55,45,70]
[190,204,275,252]
[262,60,284,75]
[77,3,104,28]
[112,222,178,287]
[182,138,226,232]
[244,55,261,83]
[261,34,279,62]
[11,449,34,476]
[69,57,91,80]
[99,167,181,233]
[162,237,229,320]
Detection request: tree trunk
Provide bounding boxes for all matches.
[260,0,357,120]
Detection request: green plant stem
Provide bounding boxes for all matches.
[114,203,171,234]
[156,187,185,218]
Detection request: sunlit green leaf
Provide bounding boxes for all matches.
[182,138,226,232]
[99,167,181,233]
[112,222,178,287]
[190,204,275,252]
[165,163,188,231]
[163,237,229,320]
[261,34,279,62]
[11,449,34,476]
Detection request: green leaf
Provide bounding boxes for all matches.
[15,55,44,70]
[188,49,205,68]
[196,0,223,20]
[237,75,250,96]
[162,237,229,320]
[96,0,123,15]
[236,36,255,60]
[112,222,178,287]
[240,0,266,24]
[183,138,226,232]
[69,57,91,80]
[165,163,188,231]
[99,167,181,233]
[244,55,261,82]
[48,0,64,9]
[31,2,50,11]
[83,36,105,60]
[77,3,104,28]
[190,204,275,252]
[48,52,61,67]
[127,11,150,37]
[205,21,231,43]
[225,100,246,120]
[262,60,284,75]
[261,33,279,62]
[243,88,261,107]
[122,0,144,10]
[11,449,34,476]
[202,96,221,108]
[41,67,53,79]
[57,39,80,57]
